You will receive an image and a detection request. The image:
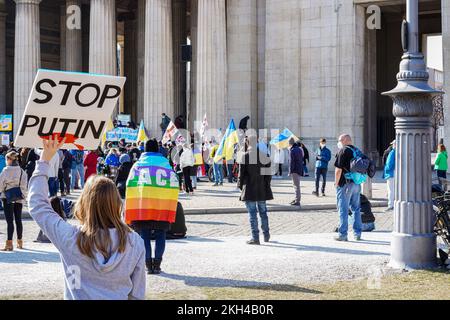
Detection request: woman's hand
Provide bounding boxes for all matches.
[41,137,66,163]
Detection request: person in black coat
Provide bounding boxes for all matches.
[115,154,133,199]
[238,135,273,245]
[239,116,250,131]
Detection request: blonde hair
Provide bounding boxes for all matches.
[6,151,19,166]
[74,175,131,259]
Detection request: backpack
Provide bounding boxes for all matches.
[345,146,376,178]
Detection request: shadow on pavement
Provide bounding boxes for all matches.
[0,248,60,264]
[159,273,322,294]
[264,241,389,256]
[170,236,225,243]
[187,221,238,226]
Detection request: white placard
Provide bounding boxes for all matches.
[14,69,126,150]
[1,134,9,146]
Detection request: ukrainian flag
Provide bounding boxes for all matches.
[214,119,239,162]
[136,120,149,143]
[270,128,300,149]
[101,118,115,148]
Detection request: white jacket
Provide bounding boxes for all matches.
[180,148,195,169]
[36,149,59,178]
[273,148,286,164]
[0,165,28,204]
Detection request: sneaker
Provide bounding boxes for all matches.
[322,193,326,197]
[384,207,394,212]
[263,234,270,243]
[246,239,260,245]
[219,182,223,186]
[354,235,362,241]
[291,202,301,206]
[312,191,319,197]
[212,183,218,187]
[334,235,348,242]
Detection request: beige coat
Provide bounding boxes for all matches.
[0,165,28,204]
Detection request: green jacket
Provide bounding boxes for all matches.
[435,151,448,171]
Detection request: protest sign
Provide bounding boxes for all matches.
[1,134,10,146]
[105,127,138,143]
[0,115,12,131]
[14,69,126,150]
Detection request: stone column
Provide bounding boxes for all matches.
[227,0,258,129]
[188,0,198,131]
[442,0,450,147]
[136,0,145,123]
[383,0,441,269]
[0,8,7,114]
[66,0,82,72]
[196,0,227,130]
[13,0,41,133]
[144,0,174,137]
[172,0,187,121]
[60,5,66,70]
[124,18,137,122]
[89,0,116,75]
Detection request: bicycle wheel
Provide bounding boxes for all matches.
[434,213,450,248]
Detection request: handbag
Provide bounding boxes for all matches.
[4,169,24,204]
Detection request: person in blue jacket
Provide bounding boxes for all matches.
[383,140,396,211]
[313,138,332,197]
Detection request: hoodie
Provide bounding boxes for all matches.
[28,161,146,300]
[435,151,448,172]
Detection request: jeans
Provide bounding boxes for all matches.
[71,163,84,190]
[139,228,166,261]
[386,178,394,208]
[245,201,270,240]
[303,164,309,175]
[227,163,234,183]
[2,200,23,241]
[48,177,58,197]
[315,168,327,193]
[58,169,64,194]
[182,167,193,193]
[336,182,362,238]
[213,163,223,184]
[437,170,447,179]
[63,168,71,193]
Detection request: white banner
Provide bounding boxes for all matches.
[14,69,126,150]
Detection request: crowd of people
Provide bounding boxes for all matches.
[0,125,447,299]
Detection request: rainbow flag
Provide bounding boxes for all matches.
[124,152,179,225]
[270,128,300,149]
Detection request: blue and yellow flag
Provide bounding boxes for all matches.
[214,119,239,162]
[270,128,300,149]
[136,120,148,143]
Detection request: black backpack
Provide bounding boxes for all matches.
[346,146,376,179]
[167,202,187,239]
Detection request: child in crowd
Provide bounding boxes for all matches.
[28,137,146,300]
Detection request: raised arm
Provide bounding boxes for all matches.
[27,137,77,250]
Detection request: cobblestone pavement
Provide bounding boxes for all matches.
[11,173,388,215]
[0,208,393,244]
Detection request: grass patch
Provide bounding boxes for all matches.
[149,269,450,300]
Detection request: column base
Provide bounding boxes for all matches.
[389,232,437,270]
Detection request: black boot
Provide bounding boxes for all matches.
[153,259,162,274]
[145,259,154,274]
